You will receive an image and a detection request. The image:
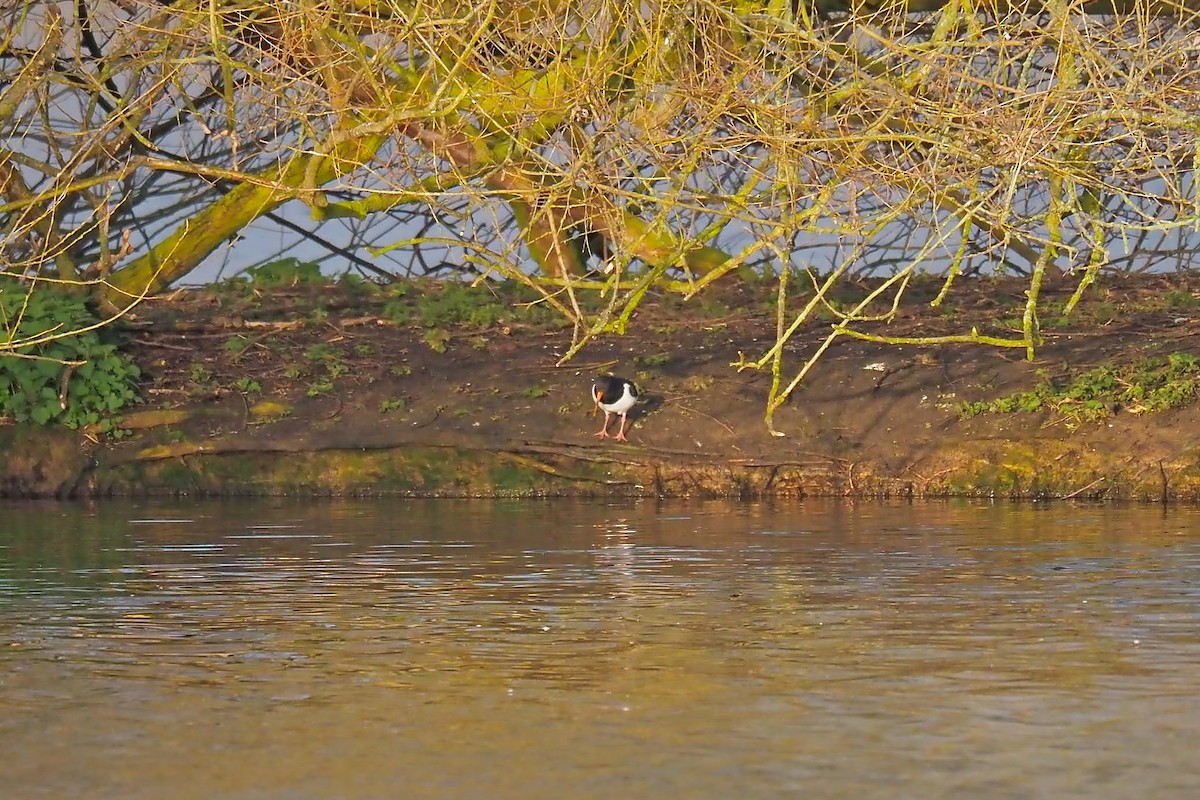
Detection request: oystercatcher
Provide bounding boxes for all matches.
[592,374,640,442]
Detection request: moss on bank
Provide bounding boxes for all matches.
[0,421,1195,501]
[0,425,93,498]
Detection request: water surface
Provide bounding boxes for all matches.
[2,499,1199,799]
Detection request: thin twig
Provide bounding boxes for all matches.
[1060,476,1106,500]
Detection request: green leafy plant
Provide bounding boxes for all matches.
[380,281,557,331]
[304,342,335,362]
[960,354,1200,425]
[0,280,141,428]
[304,342,350,379]
[417,282,508,329]
[240,258,324,287]
[383,301,412,325]
[99,418,134,440]
[379,397,408,413]
[1162,290,1200,309]
[189,363,214,385]
[422,327,450,353]
[337,272,369,292]
[306,379,334,397]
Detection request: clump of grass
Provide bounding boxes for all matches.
[422,328,451,353]
[417,283,509,329]
[306,379,334,397]
[304,343,349,378]
[383,280,559,330]
[960,353,1200,425]
[383,283,413,324]
[239,258,325,287]
[1162,289,1200,309]
[379,398,408,414]
[189,363,214,386]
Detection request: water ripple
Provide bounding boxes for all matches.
[2,500,1199,799]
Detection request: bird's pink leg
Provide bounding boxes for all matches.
[594,412,612,439]
[614,414,629,442]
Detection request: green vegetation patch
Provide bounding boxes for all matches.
[239,258,324,287]
[385,281,559,330]
[960,353,1200,425]
[417,282,509,329]
[0,279,141,428]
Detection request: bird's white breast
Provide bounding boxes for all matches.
[603,383,638,415]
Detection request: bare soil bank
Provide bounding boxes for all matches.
[5,273,1200,500]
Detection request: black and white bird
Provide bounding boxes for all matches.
[591,374,641,442]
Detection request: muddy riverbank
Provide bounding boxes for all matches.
[5,274,1200,500]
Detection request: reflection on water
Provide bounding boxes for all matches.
[2,500,1199,799]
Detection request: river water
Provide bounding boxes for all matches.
[1,499,1198,799]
